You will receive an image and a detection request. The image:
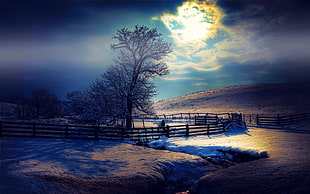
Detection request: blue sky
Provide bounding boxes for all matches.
[1,0,310,101]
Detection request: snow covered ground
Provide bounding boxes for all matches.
[1,122,310,193]
[189,123,310,194]
[148,123,268,161]
[0,136,215,193]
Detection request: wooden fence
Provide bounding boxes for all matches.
[194,113,242,125]
[0,120,228,141]
[242,113,310,126]
[0,121,124,140]
[134,112,237,120]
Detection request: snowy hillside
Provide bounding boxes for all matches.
[155,82,310,115]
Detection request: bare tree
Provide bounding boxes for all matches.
[32,89,61,119]
[96,25,172,129]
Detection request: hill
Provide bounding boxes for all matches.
[154,82,310,115]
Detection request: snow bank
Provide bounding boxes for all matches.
[147,136,168,149]
[153,159,219,192]
[164,143,268,166]
[141,123,268,167]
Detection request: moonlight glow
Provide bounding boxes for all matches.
[161,0,224,44]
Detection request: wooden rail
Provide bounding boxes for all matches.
[0,120,228,141]
[242,113,310,126]
[194,113,242,125]
[0,121,125,140]
[134,112,238,120]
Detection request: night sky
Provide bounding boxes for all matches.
[1,0,310,101]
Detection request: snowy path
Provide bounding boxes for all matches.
[1,123,310,193]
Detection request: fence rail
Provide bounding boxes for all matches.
[0,113,243,141]
[1,113,308,141]
[242,113,310,126]
[0,121,125,140]
[0,120,229,141]
[134,112,237,120]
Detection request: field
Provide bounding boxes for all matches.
[1,122,310,194]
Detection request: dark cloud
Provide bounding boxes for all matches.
[0,1,74,34]
[218,0,310,33]
[215,0,310,84]
[0,0,179,38]
[0,63,104,98]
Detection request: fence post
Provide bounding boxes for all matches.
[290,115,293,124]
[95,126,99,140]
[185,124,189,136]
[277,114,280,126]
[207,124,210,134]
[121,128,125,140]
[157,127,159,139]
[151,127,154,139]
[166,125,170,138]
[256,114,259,125]
[33,123,36,137]
[65,124,69,138]
[0,121,2,137]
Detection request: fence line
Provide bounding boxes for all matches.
[0,119,232,141]
[0,121,125,140]
[242,113,310,126]
[1,113,308,141]
[134,112,236,120]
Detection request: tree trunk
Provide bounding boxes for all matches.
[126,97,133,130]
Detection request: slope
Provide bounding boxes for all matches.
[154,82,310,115]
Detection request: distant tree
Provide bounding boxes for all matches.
[14,96,31,119]
[67,90,108,126]
[88,80,124,124]
[93,25,172,129]
[31,89,62,119]
[66,91,88,116]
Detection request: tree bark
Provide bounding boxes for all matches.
[126,97,133,130]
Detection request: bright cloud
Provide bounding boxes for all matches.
[162,76,205,81]
[159,0,275,80]
[161,0,224,45]
[193,82,209,86]
[159,0,225,75]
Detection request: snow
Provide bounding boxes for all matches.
[1,122,310,193]
[189,123,310,193]
[1,137,210,193]
[147,136,168,149]
[147,124,268,163]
